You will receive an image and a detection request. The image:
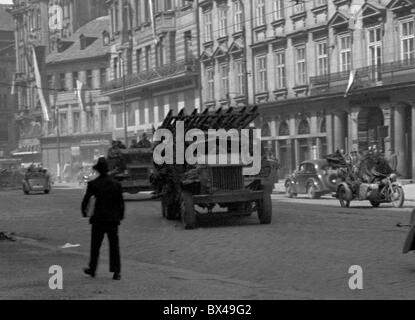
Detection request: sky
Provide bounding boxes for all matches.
[0,0,12,4]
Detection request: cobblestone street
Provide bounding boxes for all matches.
[1,185,415,299]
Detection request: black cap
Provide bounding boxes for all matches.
[93,157,109,174]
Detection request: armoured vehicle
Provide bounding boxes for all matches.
[152,106,277,230]
[107,146,154,194]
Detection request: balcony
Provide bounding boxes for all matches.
[103,59,199,93]
[310,58,415,96]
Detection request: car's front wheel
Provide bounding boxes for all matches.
[307,184,320,199]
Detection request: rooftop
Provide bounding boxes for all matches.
[46,16,111,65]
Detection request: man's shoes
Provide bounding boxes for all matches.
[83,268,95,278]
[113,273,121,280]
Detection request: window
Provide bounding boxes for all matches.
[144,0,150,23]
[155,37,164,67]
[58,73,65,90]
[86,70,93,88]
[114,1,119,32]
[315,0,327,6]
[401,20,414,62]
[72,72,78,90]
[115,108,124,128]
[317,42,328,76]
[273,0,284,21]
[293,0,305,14]
[59,112,68,134]
[339,34,352,72]
[220,64,229,99]
[113,57,119,78]
[367,26,382,80]
[73,111,80,133]
[298,119,310,135]
[145,46,151,70]
[136,49,142,73]
[100,68,107,86]
[206,68,215,101]
[219,7,227,38]
[100,110,109,132]
[295,47,306,85]
[279,121,289,136]
[165,0,172,11]
[235,60,246,96]
[256,0,266,27]
[234,1,243,33]
[275,51,286,89]
[127,104,135,126]
[204,12,213,42]
[47,75,53,89]
[86,111,94,132]
[256,55,268,93]
[135,0,141,26]
[184,31,193,60]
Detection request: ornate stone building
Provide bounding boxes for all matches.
[103,0,200,144]
[198,0,415,179]
[0,5,17,158]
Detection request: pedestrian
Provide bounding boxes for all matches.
[81,157,125,280]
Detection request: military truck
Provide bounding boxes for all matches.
[107,146,154,194]
[152,106,276,230]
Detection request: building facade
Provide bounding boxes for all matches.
[8,0,107,165]
[103,0,201,144]
[198,0,415,179]
[0,5,17,158]
[40,16,112,177]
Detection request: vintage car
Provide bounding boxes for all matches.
[284,159,339,199]
[22,168,52,195]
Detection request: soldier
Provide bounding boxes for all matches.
[137,133,152,148]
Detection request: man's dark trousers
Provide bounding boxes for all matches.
[89,222,121,274]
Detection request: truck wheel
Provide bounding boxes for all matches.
[180,192,196,230]
[258,193,272,225]
[391,186,405,208]
[370,200,380,208]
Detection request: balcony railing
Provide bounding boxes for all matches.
[310,58,415,95]
[103,59,199,92]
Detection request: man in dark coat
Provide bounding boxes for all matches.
[81,157,125,280]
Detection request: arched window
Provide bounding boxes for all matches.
[279,121,289,136]
[298,119,310,135]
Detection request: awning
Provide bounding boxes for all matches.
[11,151,40,156]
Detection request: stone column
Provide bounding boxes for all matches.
[382,106,392,156]
[412,105,415,180]
[349,108,359,152]
[333,112,345,151]
[394,106,408,178]
[326,113,333,154]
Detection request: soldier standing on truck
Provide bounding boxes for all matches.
[137,133,152,148]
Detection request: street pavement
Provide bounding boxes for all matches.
[0,184,415,300]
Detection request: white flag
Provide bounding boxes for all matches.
[344,70,356,98]
[75,79,85,111]
[148,0,159,45]
[32,47,50,122]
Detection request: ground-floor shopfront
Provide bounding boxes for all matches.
[40,133,112,179]
[257,87,415,180]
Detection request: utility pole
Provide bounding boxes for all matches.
[119,52,128,145]
[195,0,203,110]
[56,107,61,183]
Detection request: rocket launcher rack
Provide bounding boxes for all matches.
[160,106,259,133]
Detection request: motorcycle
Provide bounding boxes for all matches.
[336,173,405,208]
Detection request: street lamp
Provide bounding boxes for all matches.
[118,51,128,146]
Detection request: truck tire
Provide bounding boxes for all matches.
[180,192,196,230]
[258,193,272,224]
